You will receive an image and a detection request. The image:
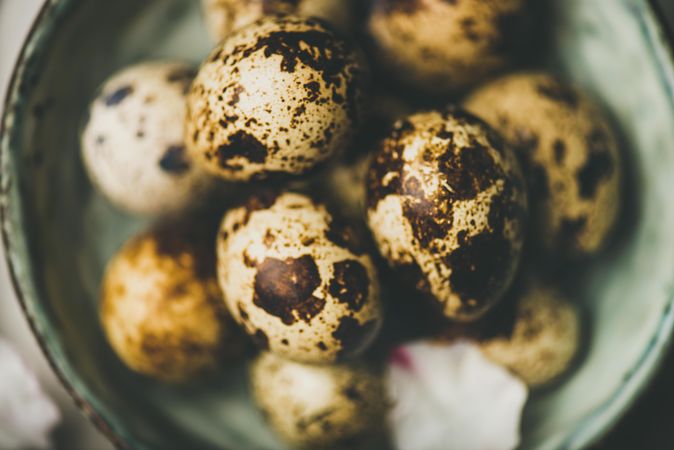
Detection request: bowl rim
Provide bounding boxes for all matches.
[1,1,674,449]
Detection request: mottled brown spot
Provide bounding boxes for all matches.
[560,216,587,245]
[238,303,249,321]
[252,329,269,349]
[577,128,614,199]
[158,145,190,174]
[438,144,502,200]
[243,251,258,268]
[553,139,566,164]
[242,191,279,225]
[254,255,325,325]
[217,130,268,168]
[104,85,133,106]
[461,17,480,42]
[332,317,378,358]
[262,0,301,14]
[446,232,513,308]
[366,140,404,209]
[263,229,276,247]
[325,218,365,255]
[227,84,245,107]
[537,79,579,109]
[317,341,328,351]
[329,260,369,312]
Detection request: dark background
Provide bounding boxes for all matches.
[594,2,674,448]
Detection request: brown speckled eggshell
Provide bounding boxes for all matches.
[465,72,622,255]
[366,107,528,322]
[81,61,214,216]
[100,223,243,383]
[250,352,388,450]
[217,192,382,363]
[367,0,529,93]
[201,0,353,43]
[186,16,367,181]
[478,281,581,388]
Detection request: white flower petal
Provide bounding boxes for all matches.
[0,338,60,450]
[387,340,527,450]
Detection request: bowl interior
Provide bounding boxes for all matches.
[3,0,674,449]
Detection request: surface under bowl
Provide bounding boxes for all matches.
[3,0,674,449]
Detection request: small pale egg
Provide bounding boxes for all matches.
[186,16,367,181]
[201,0,353,43]
[217,191,382,363]
[367,0,530,93]
[477,281,581,388]
[465,72,622,255]
[250,352,388,450]
[81,61,214,216]
[100,221,243,383]
[366,107,528,321]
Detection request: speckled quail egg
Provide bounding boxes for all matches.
[367,0,530,93]
[477,281,581,387]
[250,352,388,450]
[366,108,528,322]
[186,16,367,181]
[465,73,622,255]
[217,191,382,363]
[100,221,243,383]
[201,0,353,43]
[81,61,213,216]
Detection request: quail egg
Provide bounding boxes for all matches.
[217,191,382,363]
[366,108,528,321]
[367,0,530,93]
[186,16,367,181]
[250,352,388,450]
[201,0,353,43]
[81,61,213,216]
[100,221,243,383]
[465,72,622,255]
[477,281,581,387]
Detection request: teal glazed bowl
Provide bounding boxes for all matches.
[2,0,674,449]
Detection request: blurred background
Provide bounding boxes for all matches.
[1,0,674,449]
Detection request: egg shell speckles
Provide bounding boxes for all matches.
[100,223,243,383]
[250,352,388,450]
[368,0,529,93]
[478,282,581,388]
[217,192,382,363]
[366,108,528,321]
[465,73,622,255]
[81,61,213,216]
[201,0,352,43]
[186,16,367,181]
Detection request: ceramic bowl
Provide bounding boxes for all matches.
[2,0,674,449]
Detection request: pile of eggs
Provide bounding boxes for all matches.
[83,0,622,448]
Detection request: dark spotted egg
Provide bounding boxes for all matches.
[250,352,388,450]
[367,0,529,93]
[366,108,528,322]
[465,73,621,255]
[202,0,353,43]
[217,192,382,363]
[186,16,367,181]
[100,222,244,383]
[81,61,213,216]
